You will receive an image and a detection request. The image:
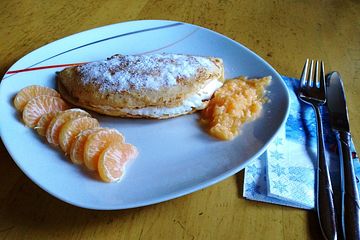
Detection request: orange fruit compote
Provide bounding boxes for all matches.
[201,76,271,140]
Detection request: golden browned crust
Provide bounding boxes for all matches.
[57,54,224,118]
[58,80,205,119]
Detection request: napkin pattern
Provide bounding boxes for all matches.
[244,144,310,209]
[243,76,360,209]
[266,126,315,209]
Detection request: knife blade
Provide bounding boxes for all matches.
[326,71,360,240]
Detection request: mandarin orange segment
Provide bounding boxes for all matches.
[14,85,60,111]
[59,117,100,153]
[98,144,124,182]
[15,85,139,183]
[84,128,124,171]
[46,108,90,145]
[69,127,102,165]
[35,111,57,136]
[22,96,69,128]
[98,143,138,182]
[118,143,138,161]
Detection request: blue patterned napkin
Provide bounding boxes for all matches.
[243,76,360,210]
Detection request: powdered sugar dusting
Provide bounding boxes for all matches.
[77,54,218,92]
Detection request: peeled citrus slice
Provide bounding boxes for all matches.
[118,143,138,161]
[14,85,60,111]
[22,96,69,128]
[98,143,138,182]
[59,117,99,153]
[69,127,102,165]
[46,108,90,145]
[35,111,57,136]
[84,128,124,171]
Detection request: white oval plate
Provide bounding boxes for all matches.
[0,20,289,210]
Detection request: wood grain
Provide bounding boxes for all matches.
[0,0,359,239]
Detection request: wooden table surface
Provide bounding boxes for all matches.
[0,1,359,239]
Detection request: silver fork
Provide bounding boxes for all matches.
[298,59,338,240]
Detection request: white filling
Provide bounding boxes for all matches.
[121,78,223,117]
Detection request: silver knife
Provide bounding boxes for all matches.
[326,71,360,240]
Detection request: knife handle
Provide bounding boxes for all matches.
[315,106,338,240]
[336,131,360,240]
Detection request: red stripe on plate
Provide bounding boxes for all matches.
[6,62,88,74]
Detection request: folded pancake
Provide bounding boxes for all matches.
[57,53,224,119]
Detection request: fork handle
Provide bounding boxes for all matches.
[335,131,360,240]
[314,106,338,240]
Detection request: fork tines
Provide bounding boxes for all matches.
[300,59,325,88]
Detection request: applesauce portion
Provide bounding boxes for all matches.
[200,76,271,140]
